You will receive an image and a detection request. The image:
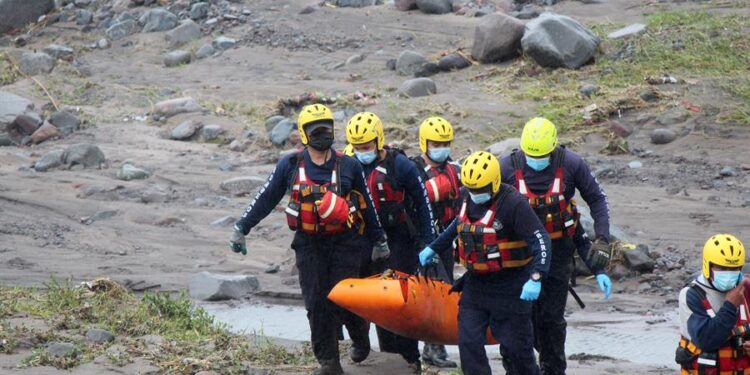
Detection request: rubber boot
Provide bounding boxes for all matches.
[422,343,457,368]
[312,360,344,375]
[349,343,370,363]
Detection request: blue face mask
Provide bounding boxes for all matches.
[428,147,451,163]
[713,270,742,292]
[469,192,492,205]
[526,156,551,172]
[355,150,377,165]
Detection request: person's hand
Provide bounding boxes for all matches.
[726,281,746,307]
[587,237,612,271]
[419,247,438,266]
[596,274,612,299]
[372,240,390,262]
[229,227,247,255]
[520,279,542,301]
[743,341,750,357]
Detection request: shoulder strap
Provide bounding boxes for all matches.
[510,149,524,170]
[689,284,716,317]
[553,146,566,169]
[288,151,304,190]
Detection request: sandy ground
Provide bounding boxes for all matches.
[1,0,749,373]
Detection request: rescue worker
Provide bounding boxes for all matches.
[229,104,390,375]
[677,234,749,374]
[420,151,552,375]
[345,111,436,372]
[499,117,613,375]
[410,116,461,368]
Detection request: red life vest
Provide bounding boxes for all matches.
[511,148,578,240]
[678,285,750,375]
[367,149,407,227]
[456,189,532,274]
[414,157,461,228]
[285,151,354,235]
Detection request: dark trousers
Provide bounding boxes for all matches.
[459,272,540,375]
[360,225,420,364]
[293,230,370,363]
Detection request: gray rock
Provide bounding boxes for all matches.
[608,120,632,138]
[513,4,539,19]
[628,160,642,169]
[720,166,737,177]
[639,88,658,102]
[396,50,427,76]
[437,53,471,71]
[170,120,200,140]
[579,84,599,98]
[81,210,118,224]
[265,264,280,274]
[623,244,655,273]
[346,53,365,66]
[650,128,677,145]
[656,109,688,126]
[8,114,42,138]
[62,144,105,169]
[398,77,437,98]
[188,271,259,301]
[195,43,215,59]
[19,52,55,75]
[608,23,646,39]
[471,13,525,63]
[219,176,266,196]
[45,342,78,358]
[43,44,74,60]
[0,91,34,128]
[31,122,60,144]
[228,139,247,152]
[34,149,64,172]
[264,115,286,132]
[163,50,191,67]
[395,0,418,11]
[201,124,224,141]
[153,97,201,118]
[269,118,296,146]
[209,215,235,228]
[521,13,600,69]
[219,162,235,171]
[139,8,178,33]
[85,329,115,344]
[97,38,110,49]
[0,0,54,34]
[0,132,13,146]
[105,19,139,40]
[117,12,136,23]
[416,0,452,14]
[336,0,376,7]
[486,137,520,157]
[414,62,441,77]
[212,36,236,50]
[75,9,93,25]
[386,58,397,71]
[190,2,209,20]
[165,19,202,47]
[48,111,81,136]
[116,163,151,181]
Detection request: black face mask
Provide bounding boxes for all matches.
[308,131,334,151]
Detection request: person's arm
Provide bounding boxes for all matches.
[499,155,516,186]
[572,152,611,241]
[234,157,292,235]
[351,160,386,243]
[397,155,436,244]
[508,195,551,277]
[686,288,737,351]
[428,218,458,254]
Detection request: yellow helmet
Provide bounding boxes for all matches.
[520,117,558,157]
[297,104,334,146]
[346,112,384,150]
[343,143,354,156]
[419,116,454,153]
[702,234,745,279]
[461,151,501,194]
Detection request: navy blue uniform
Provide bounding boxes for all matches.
[235,149,385,364]
[679,277,740,352]
[500,147,610,375]
[361,150,436,365]
[430,184,551,375]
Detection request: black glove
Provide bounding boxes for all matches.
[449,275,465,294]
[586,237,611,271]
[371,240,390,262]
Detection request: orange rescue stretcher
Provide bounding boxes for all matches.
[327,270,497,345]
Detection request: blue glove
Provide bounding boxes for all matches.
[419,247,437,266]
[520,279,542,301]
[596,274,612,299]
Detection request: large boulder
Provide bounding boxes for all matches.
[220,176,267,196]
[19,52,55,75]
[48,111,81,136]
[61,144,106,169]
[521,13,600,69]
[188,272,259,301]
[170,120,201,140]
[165,19,202,47]
[105,19,140,40]
[0,91,34,129]
[268,118,296,146]
[153,97,201,118]
[398,77,437,98]
[486,137,520,158]
[0,0,54,34]
[471,13,525,63]
[416,0,452,14]
[7,114,42,140]
[623,244,655,273]
[139,8,178,33]
[396,50,427,76]
[34,149,64,172]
